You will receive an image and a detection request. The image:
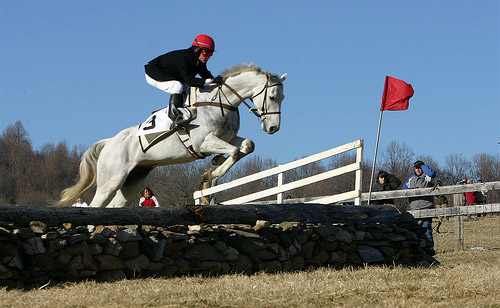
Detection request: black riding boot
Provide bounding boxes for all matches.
[168,94,185,130]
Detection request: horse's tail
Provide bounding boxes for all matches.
[59,139,107,206]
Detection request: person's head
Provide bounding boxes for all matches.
[413,160,424,175]
[436,180,442,187]
[76,196,84,203]
[477,177,483,183]
[192,34,215,64]
[141,187,154,198]
[459,178,467,185]
[377,170,389,184]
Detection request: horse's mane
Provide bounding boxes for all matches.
[222,62,262,79]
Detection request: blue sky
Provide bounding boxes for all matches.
[1,1,499,167]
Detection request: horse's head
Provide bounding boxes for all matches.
[251,71,287,134]
[221,63,287,134]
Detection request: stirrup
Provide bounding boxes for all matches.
[170,112,192,130]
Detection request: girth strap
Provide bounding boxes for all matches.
[176,129,206,159]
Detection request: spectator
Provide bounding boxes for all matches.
[455,178,468,206]
[139,187,160,207]
[464,179,478,206]
[371,170,401,205]
[403,160,436,243]
[72,197,89,207]
[434,180,448,207]
[434,180,450,221]
[475,178,487,204]
[476,178,487,217]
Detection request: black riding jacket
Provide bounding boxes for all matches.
[371,173,402,205]
[145,47,213,88]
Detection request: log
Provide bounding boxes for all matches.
[0,203,413,227]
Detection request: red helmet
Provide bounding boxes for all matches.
[192,34,215,52]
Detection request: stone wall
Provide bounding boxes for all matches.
[0,218,436,288]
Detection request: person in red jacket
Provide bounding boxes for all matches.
[464,179,479,218]
[139,187,160,207]
[145,34,222,129]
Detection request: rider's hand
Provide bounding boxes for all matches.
[204,78,214,86]
[213,75,223,85]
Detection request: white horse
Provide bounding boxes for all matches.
[59,63,287,208]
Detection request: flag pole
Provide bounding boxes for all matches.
[367,110,384,205]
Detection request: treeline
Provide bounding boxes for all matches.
[1,121,499,207]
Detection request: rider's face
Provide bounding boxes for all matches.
[198,49,213,63]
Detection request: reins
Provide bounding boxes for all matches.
[207,73,283,120]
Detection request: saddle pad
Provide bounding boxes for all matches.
[137,108,171,136]
[138,130,172,152]
[137,87,198,152]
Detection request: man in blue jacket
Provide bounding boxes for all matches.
[403,160,436,243]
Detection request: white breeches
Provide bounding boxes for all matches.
[145,74,186,94]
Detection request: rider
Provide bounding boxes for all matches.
[145,34,223,129]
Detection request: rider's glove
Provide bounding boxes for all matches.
[213,75,224,85]
[204,78,214,86]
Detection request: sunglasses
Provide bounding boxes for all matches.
[201,49,213,58]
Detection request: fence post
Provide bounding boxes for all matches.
[354,141,363,205]
[277,172,284,204]
[453,194,464,250]
[454,215,464,250]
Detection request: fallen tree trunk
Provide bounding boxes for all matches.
[0,203,413,227]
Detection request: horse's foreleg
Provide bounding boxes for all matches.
[199,134,254,179]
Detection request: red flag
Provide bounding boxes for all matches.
[380,76,414,111]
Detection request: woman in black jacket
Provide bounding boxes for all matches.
[371,170,402,205]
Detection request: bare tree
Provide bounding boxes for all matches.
[471,153,500,182]
[219,155,278,202]
[471,153,500,202]
[380,140,415,184]
[442,153,472,185]
[328,152,356,195]
[143,159,213,208]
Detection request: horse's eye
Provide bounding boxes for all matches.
[269,96,275,101]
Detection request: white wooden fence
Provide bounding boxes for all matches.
[361,182,500,251]
[193,139,364,205]
[194,143,500,251]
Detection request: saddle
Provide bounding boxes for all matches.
[137,87,203,157]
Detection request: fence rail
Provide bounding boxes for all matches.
[363,181,500,202]
[409,203,500,219]
[193,139,364,205]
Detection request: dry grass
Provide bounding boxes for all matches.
[1,216,499,308]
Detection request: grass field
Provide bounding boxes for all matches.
[1,216,499,308]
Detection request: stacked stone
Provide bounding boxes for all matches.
[0,219,436,288]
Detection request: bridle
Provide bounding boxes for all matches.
[211,73,283,121]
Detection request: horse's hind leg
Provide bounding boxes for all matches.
[107,166,152,208]
[89,175,127,207]
[89,156,130,207]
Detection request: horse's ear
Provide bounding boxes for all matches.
[280,73,287,82]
